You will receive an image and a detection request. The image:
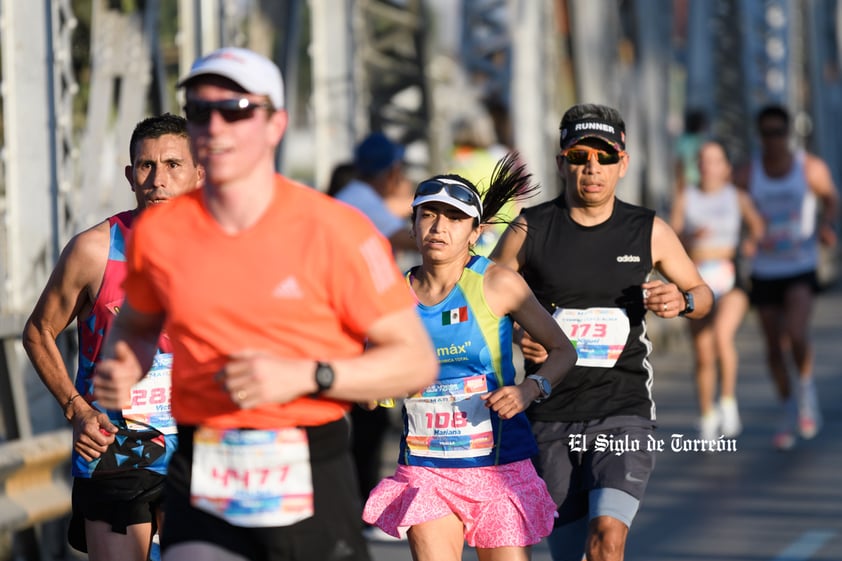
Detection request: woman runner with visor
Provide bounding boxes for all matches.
[363,154,578,561]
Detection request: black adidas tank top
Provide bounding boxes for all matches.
[520,196,657,422]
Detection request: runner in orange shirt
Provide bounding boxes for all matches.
[93,47,438,561]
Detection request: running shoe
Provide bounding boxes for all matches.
[718,396,742,437]
[773,397,798,451]
[798,379,822,439]
[698,409,720,441]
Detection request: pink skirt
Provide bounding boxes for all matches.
[362,459,557,548]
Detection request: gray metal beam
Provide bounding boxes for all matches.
[807,0,842,188]
[0,339,32,441]
[684,0,715,116]
[177,0,223,77]
[310,0,357,188]
[76,2,162,231]
[76,4,138,229]
[567,0,622,105]
[0,0,56,313]
[266,1,304,174]
[461,0,510,108]
[509,0,558,202]
[741,0,792,115]
[143,0,169,114]
[49,0,80,261]
[633,0,672,212]
[710,0,751,166]
[355,0,431,174]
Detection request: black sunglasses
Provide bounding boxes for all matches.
[183,98,271,125]
[415,179,482,209]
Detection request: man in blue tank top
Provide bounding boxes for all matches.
[734,104,839,450]
[492,103,713,561]
[22,115,203,561]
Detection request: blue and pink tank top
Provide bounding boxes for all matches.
[73,210,176,478]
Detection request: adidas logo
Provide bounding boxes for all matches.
[616,255,640,263]
[272,276,303,299]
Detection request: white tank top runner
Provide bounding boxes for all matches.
[749,151,818,278]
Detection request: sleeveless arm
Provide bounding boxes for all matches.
[482,263,576,417]
[804,153,839,246]
[22,222,107,417]
[649,216,714,319]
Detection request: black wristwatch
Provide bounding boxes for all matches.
[678,291,695,317]
[314,362,335,394]
[527,374,552,403]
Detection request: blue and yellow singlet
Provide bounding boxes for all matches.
[399,255,538,468]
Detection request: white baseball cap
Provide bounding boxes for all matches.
[411,177,483,219]
[178,47,284,109]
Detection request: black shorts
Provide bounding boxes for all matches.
[531,416,656,525]
[68,469,165,553]
[749,270,818,307]
[161,418,370,561]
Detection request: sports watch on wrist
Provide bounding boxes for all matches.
[678,290,695,317]
[314,362,335,394]
[527,374,551,403]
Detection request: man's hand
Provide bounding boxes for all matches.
[482,383,534,420]
[642,280,685,318]
[216,350,313,409]
[70,407,117,462]
[519,329,549,364]
[819,223,837,247]
[94,341,142,410]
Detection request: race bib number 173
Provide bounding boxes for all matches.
[553,307,630,367]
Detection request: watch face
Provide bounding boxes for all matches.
[315,363,334,390]
[685,291,695,312]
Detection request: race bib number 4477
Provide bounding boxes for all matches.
[190,427,314,528]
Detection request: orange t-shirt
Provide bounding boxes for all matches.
[123,175,413,429]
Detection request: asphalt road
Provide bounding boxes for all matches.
[368,281,842,561]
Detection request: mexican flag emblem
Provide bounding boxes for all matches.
[442,306,468,325]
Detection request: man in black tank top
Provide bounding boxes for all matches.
[491,103,713,561]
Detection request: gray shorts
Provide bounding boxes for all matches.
[531,415,656,527]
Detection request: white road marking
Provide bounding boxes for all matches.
[771,530,836,561]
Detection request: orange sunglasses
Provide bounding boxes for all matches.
[561,146,626,165]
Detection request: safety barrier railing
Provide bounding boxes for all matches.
[0,430,72,532]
